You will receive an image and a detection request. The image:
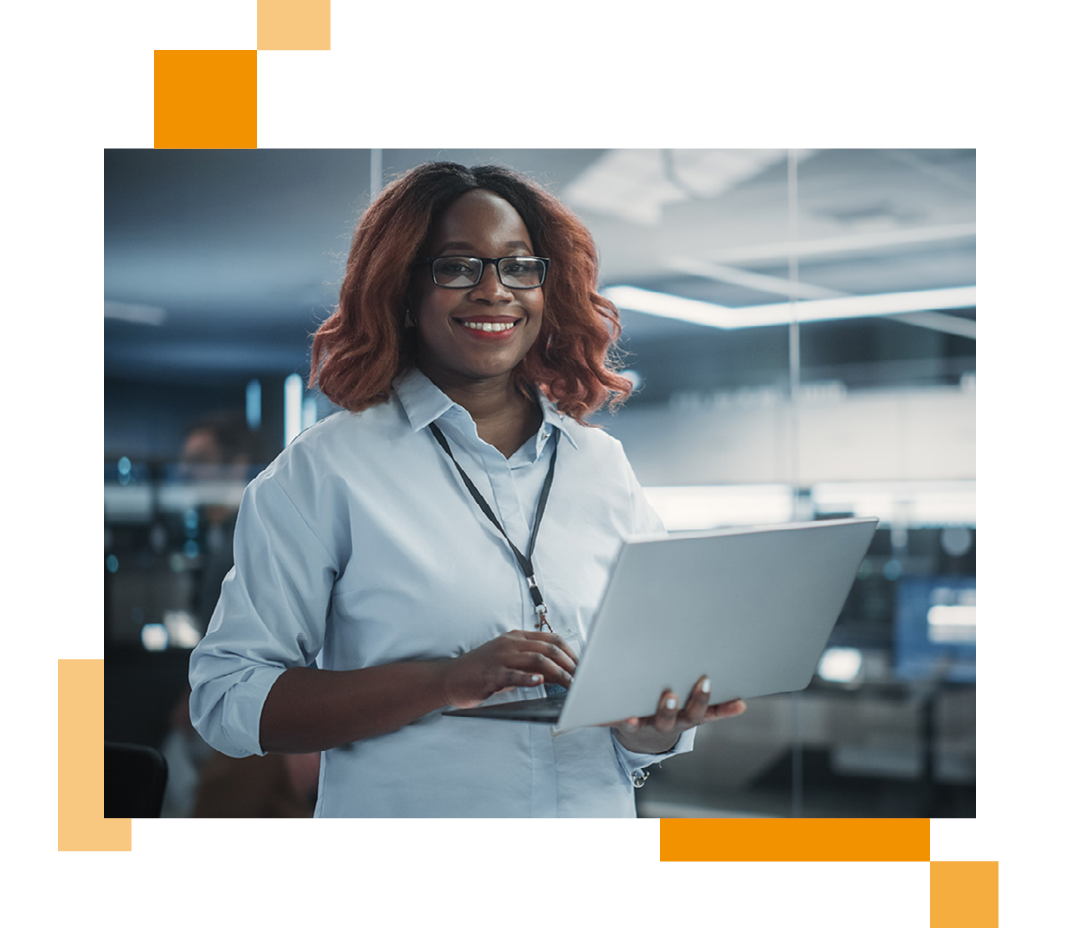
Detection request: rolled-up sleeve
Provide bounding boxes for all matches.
[188,469,339,758]
[611,728,696,785]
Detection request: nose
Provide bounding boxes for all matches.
[469,261,512,302]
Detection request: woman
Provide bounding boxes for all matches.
[189,162,745,817]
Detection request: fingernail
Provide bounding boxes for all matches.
[702,678,711,694]
[531,674,542,683]
[665,697,677,710]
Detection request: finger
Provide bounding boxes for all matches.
[494,670,547,693]
[545,637,579,673]
[519,632,579,667]
[703,698,747,721]
[653,690,680,733]
[682,676,711,724]
[496,631,572,665]
[504,648,575,689]
[514,638,578,681]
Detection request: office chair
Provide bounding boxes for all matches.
[105,742,168,818]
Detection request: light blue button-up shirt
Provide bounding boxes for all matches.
[189,369,693,817]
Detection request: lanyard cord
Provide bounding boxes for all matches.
[428,421,560,631]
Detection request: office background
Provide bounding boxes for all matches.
[104,148,975,818]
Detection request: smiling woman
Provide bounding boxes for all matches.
[310,162,631,423]
[187,162,745,818]
[408,189,548,454]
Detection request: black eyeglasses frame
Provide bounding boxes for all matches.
[427,255,551,290]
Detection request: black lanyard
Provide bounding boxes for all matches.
[428,421,560,632]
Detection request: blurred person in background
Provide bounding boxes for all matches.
[188,162,745,817]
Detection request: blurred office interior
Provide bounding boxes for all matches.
[104,148,975,818]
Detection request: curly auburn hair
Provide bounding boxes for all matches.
[309,162,632,423]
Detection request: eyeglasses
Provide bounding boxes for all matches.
[428,255,550,290]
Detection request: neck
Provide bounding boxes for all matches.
[426,371,539,457]
[421,371,527,425]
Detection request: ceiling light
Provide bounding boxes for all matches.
[706,222,976,264]
[0,304,166,326]
[665,256,846,300]
[603,285,976,330]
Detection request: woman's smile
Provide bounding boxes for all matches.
[454,315,523,335]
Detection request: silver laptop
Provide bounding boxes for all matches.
[443,517,878,732]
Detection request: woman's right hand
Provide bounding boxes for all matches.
[442,630,578,708]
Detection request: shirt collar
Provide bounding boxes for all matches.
[392,368,578,452]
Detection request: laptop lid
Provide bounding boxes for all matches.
[555,517,877,731]
[444,517,878,730]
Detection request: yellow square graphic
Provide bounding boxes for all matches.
[154,50,257,149]
[258,0,331,50]
[931,862,998,927]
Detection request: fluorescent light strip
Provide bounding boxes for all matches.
[706,222,976,264]
[0,304,166,326]
[604,285,976,329]
[284,373,303,447]
[644,481,976,531]
[643,485,794,530]
[665,256,848,300]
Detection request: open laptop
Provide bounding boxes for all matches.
[443,517,878,732]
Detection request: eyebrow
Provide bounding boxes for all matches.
[436,240,534,254]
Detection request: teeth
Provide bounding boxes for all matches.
[461,321,516,332]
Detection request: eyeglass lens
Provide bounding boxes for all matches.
[431,256,546,289]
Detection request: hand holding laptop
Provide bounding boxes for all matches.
[610,674,747,754]
[441,629,578,709]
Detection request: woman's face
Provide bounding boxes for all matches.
[414,189,544,394]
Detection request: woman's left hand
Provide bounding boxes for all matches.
[611,676,746,755]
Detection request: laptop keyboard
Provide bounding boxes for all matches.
[489,691,567,718]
